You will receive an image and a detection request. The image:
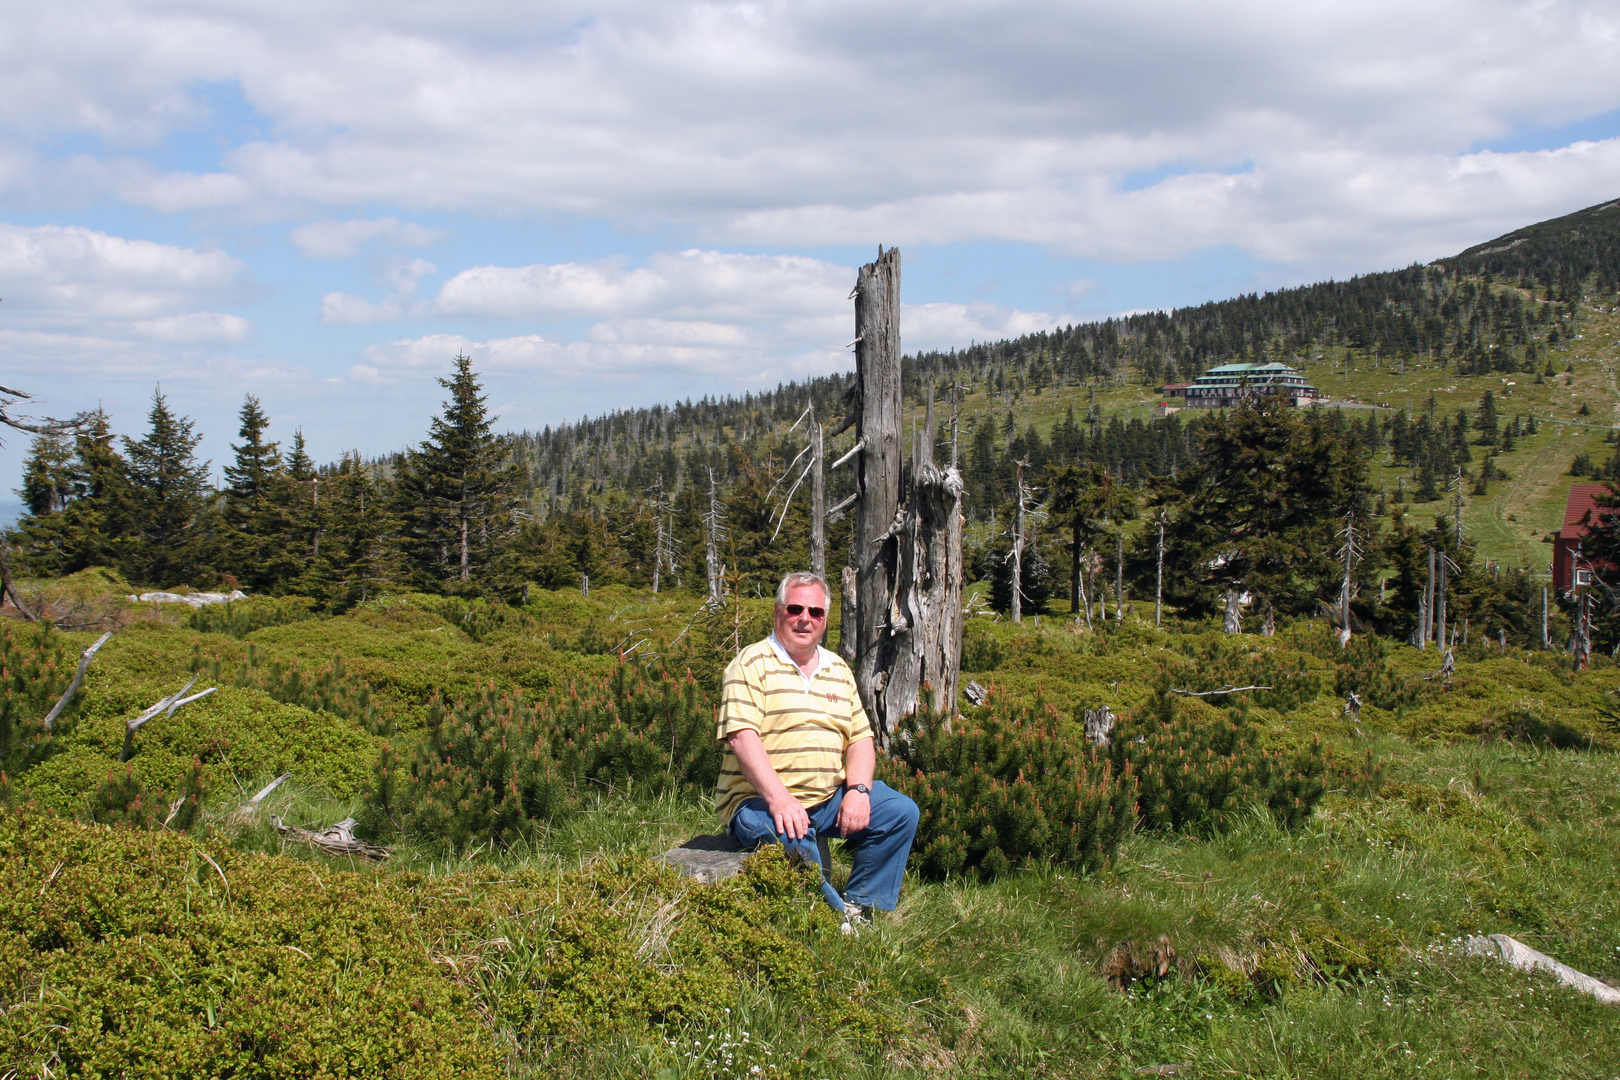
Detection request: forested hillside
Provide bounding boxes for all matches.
[9,199,1620,644]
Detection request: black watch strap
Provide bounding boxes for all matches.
[847,783,871,795]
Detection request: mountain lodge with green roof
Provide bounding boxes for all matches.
[1161,361,1321,409]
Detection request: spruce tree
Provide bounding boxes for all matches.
[13,409,134,576]
[393,355,523,591]
[1474,390,1499,446]
[223,395,280,525]
[123,389,214,586]
[221,395,292,590]
[19,434,75,517]
[311,453,401,605]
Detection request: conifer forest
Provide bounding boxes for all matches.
[2,200,1620,1079]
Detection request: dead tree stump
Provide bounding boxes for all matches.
[846,247,965,741]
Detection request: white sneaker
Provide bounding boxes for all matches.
[840,902,868,936]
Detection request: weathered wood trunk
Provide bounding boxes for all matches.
[846,248,964,741]
[885,412,965,723]
[810,410,825,579]
[852,247,905,736]
[1010,459,1026,624]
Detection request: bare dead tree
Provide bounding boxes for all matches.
[810,405,826,579]
[0,382,89,441]
[1334,509,1362,647]
[845,248,964,739]
[120,677,217,762]
[1154,511,1166,628]
[1011,458,1028,624]
[704,469,726,605]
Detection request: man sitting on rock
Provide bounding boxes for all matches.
[716,571,919,927]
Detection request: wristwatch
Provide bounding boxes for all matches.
[847,783,871,795]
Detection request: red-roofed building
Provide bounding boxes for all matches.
[1554,483,1615,594]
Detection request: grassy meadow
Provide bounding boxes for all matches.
[3,575,1619,1079]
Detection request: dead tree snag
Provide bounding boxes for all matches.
[846,248,964,741]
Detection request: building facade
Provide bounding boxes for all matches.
[1161,362,1321,409]
[1554,483,1614,594]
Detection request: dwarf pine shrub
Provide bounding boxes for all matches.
[1333,633,1429,712]
[193,640,401,734]
[883,683,1331,880]
[1113,684,1328,833]
[364,662,716,849]
[883,701,1137,880]
[0,622,69,774]
[87,758,205,831]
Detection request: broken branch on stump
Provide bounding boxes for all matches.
[831,438,866,470]
[120,676,216,761]
[1168,685,1272,697]
[826,491,859,521]
[229,772,292,826]
[42,631,112,732]
[274,816,391,861]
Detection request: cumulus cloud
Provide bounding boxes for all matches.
[0,2,1615,265]
[290,217,446,259]
[0,222,252,358]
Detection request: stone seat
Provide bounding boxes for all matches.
[659,832,834,883]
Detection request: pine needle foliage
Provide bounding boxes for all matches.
[364,662,716,850]
[883,701,1136,881]
[0,622,68,774]
[1112,681,1328,834]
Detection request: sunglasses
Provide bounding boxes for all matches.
[783,604,827,619]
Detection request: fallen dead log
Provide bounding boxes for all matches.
[274,816,391,861]
[1464,933,1620,1006]
[120,676,217,762]
[42,631,112,732]
[1168,684,1272,697]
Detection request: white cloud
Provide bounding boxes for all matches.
[0,1,1614,264]
[132,311,252,343]
[0,222,252,355]
[290,218,446,259]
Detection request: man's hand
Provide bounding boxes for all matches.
[837,736,876,835]
[727,729,811,839]
[836,789,870,835]
[768,793,812,840]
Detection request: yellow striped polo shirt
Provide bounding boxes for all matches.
[714,636,873,825]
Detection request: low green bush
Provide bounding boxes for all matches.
[0,809,507,1079]
[882,700,1136,880]
[192,640,403,735]
[0,621,69,774]
[1113,684,1329,833]
[883,682,1332,881]
[184,595,324,638]
[364,662,716,850]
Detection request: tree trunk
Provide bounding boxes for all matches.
[847,247,964,741]
[1154,514,1165,628]
[852,247,904,735]
[705,470,724,605]
[838,564,858,663]
[1070,521,1081,615]
[1010,459,1025,624]
[810,409,825,579]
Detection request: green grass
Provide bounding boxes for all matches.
[4,580,1619,1078]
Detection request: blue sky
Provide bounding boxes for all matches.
[1,0,1618,503]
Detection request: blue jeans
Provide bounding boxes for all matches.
[728,781,919,912]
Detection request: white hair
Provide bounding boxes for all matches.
[775,571,831,607]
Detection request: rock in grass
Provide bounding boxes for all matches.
[661,833,752,882]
